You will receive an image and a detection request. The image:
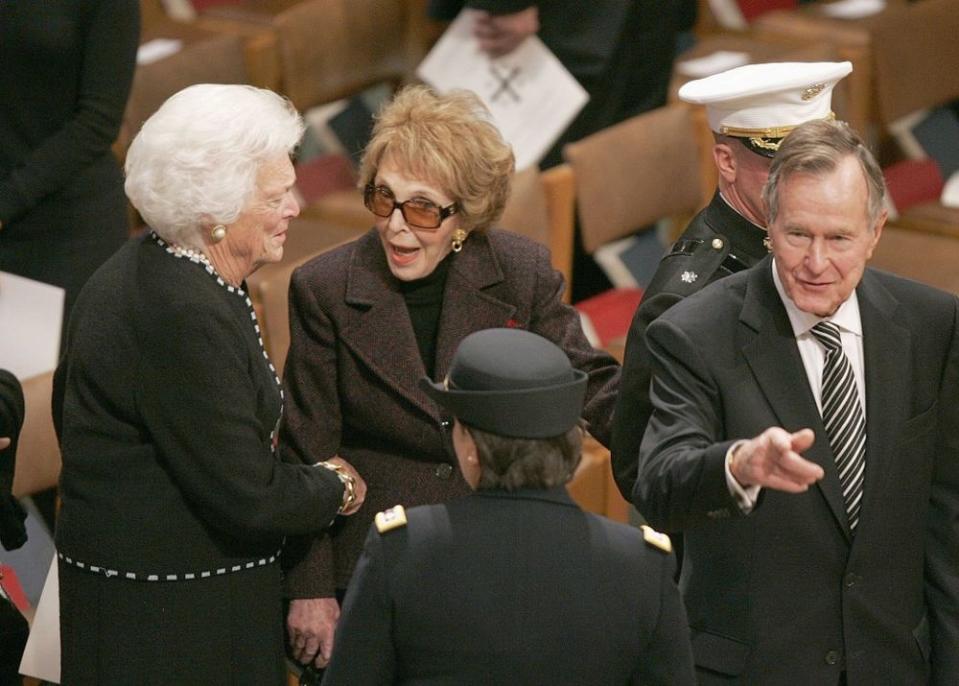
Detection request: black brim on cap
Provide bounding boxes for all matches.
[419,372,588,440]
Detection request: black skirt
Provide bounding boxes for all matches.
[59,559,286,685]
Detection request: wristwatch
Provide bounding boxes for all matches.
[317,461,357,514]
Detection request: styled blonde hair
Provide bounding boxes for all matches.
[359,85,515,232]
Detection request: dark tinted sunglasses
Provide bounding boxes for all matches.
[364,184,458,230]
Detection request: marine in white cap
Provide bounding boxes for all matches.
[610,61,853,503]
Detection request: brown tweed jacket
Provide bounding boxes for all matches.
[280,228,620,596]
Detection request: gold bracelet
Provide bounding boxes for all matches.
[317,461,357,514]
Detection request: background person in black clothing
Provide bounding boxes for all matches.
[323,328,695,686]
[0,0,139,332]
[427,0,695,300]
[0,0,140,530]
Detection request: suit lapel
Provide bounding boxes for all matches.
[340,231,436,418]
[855,270,910,539]
[338,231,518,419]
[433,232,518,379]
[740,259,852,541]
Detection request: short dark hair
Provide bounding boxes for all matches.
[466,422,583,491]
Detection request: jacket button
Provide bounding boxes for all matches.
[439,420,451,429]
[824,650,840,665]
[844,572,859,588]
[435,463,453,479]
[711,238,724,250]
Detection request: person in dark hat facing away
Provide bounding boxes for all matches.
[321,328,695,686]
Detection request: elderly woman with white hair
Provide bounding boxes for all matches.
[53,84,366,684]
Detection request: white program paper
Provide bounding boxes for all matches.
[0,271,64,379]
[417,10,589,171]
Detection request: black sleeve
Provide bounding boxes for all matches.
[0,0,139,224]
[0,370,24,493]
[527,247,620,447]
[0,370,26,551]
[610,290,682,499]
[137,304,345,540]
[634,316,739,532]
[0,371,24,447]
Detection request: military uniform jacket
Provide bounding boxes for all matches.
[610,192,768,498]
[322,488,696,686]
[280,229,620,596]
[636,259,959,684]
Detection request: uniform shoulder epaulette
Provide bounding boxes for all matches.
[640,525,672,554]
[375,505,407,534]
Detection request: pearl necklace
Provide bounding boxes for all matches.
[169,242,216,271]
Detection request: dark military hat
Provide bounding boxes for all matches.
[419,328,587,439]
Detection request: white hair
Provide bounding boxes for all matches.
[124,84,304,249]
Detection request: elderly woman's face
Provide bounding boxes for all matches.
[372,155,463,281]
[224,155,299,276]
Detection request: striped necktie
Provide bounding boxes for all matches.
[810,321,866,532]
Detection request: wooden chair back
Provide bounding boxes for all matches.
[564,103,712,253]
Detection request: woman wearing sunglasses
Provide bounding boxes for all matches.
[280,85,619,672]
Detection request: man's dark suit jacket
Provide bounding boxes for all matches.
[280,229,619,597]
[634,257,959,685]
[322,488,696,686]
[610,192,768,499]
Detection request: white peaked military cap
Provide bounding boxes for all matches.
[678,61,853,157]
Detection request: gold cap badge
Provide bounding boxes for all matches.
[801,83,826,101]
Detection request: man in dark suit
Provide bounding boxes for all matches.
[634,119,959,684]
[323,328,694,685]
[611,61,853,499]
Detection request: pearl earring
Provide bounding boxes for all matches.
[211,224,227,243]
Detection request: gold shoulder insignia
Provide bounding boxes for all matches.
[641,525,672,554]
[375,505,407,534]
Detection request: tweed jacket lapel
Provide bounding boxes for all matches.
[854,269,911,540]
[339,231,518,420]
[340,231,436,418]
[739,258,852,541]
[433,232,517,381]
